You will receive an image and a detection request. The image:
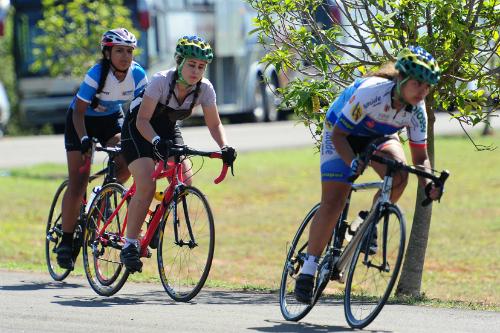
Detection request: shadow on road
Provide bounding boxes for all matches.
[0,279,83,291]
[248,319,392,333]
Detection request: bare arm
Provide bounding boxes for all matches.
[409,145,433,188]
[202,104,228,148]
[73,97,89,140]
[332,124,356,166]
[136,94,160,143]
[410,144,441,200]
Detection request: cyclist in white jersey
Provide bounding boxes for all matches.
[295,46,445,303]
[119,35,236,273]
[56,28,148,270]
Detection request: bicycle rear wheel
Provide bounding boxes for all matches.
[45,180,72,281]
[157,185,215,302]
[82,182,129,296]
[344,204,405,329]
[279,203,324,321]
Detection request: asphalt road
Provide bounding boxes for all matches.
[1,270,499,333]
[1,117,499,332]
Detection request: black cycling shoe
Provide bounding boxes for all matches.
[294,273,315,304]
[120,244,143,273]
[360,225,378,255]
[56,242,75,270]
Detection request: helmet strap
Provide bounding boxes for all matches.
[176,58,194,88]
[394,76,412,107]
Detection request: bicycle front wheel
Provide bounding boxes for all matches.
[157,186,215,302]
[344,204,406,329]
[82,182,129,296]
[279,203,321,321]
[45,180,71,281]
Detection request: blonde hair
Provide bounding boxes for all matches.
[364,62,400,80]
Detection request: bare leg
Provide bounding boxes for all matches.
[106,134,130,184]
[307,180,351,256]
[61,151,89,233]
[126,158,156,239]
[371,141,408,203]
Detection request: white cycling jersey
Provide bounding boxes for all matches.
[326,76,427,148]
[71,61,148,116]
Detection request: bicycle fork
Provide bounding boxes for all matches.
[172,189,197,249]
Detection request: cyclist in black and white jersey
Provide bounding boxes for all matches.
[120,35,237,273]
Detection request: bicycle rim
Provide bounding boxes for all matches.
[157,186,215,302]
[344,205,405,329]
[279,203,322,321]
[45,180,71,281]
[83,183,129,296]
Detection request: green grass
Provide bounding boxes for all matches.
[0,133,499,310]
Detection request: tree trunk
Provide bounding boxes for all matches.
[482,111,494,136]
[395,102,436,298]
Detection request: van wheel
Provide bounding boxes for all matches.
[253,82,277,122]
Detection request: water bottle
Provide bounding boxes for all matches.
[85,186,102,214]
[146,192,163,249]
[345,210,368,242]
[145,192,164,225]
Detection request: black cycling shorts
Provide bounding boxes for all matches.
[64,108,124,152]
[120,114,184,165]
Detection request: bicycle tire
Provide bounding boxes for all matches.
[45,180,72,281]
[157,185,215,302]
[344,204,406,329]
[279,203,322,321]
[82,182,129,296]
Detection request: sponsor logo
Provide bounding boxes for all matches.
[122,90,133,96]
[365,120,375,128]
[363,95,382,109]
[349,95,356,104]
[384,104,390,112]
[415,110,426,133]
[340,117,354,130]
[350,103,363,121]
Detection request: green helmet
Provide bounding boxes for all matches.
[395,46,440,85]
[175,35,214,63]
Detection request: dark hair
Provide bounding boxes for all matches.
[90,47,112,109]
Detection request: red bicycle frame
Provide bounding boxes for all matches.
[92,150,228,257]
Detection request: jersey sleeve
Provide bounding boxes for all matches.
[335,88,369,133]
[75,64,100,104]
[143,72,165,104]
[132,62,149,98]
[407,101,428,148]
[199,79,216,107]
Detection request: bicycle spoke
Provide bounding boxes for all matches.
[158,186,214,302]
[82,183,129,296]
[45,180,72,281]
[344,205,405,329]
[280,204,322,321]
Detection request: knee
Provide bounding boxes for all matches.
[66,180,87,198]
[319,199,345,217]
[394,171,409,191]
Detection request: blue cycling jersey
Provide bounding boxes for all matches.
[70,61,148,116]
[326,76,427,147]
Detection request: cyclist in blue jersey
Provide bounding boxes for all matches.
[119,35,236,273]
[294,46,445,303]
[56,28,148,270]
